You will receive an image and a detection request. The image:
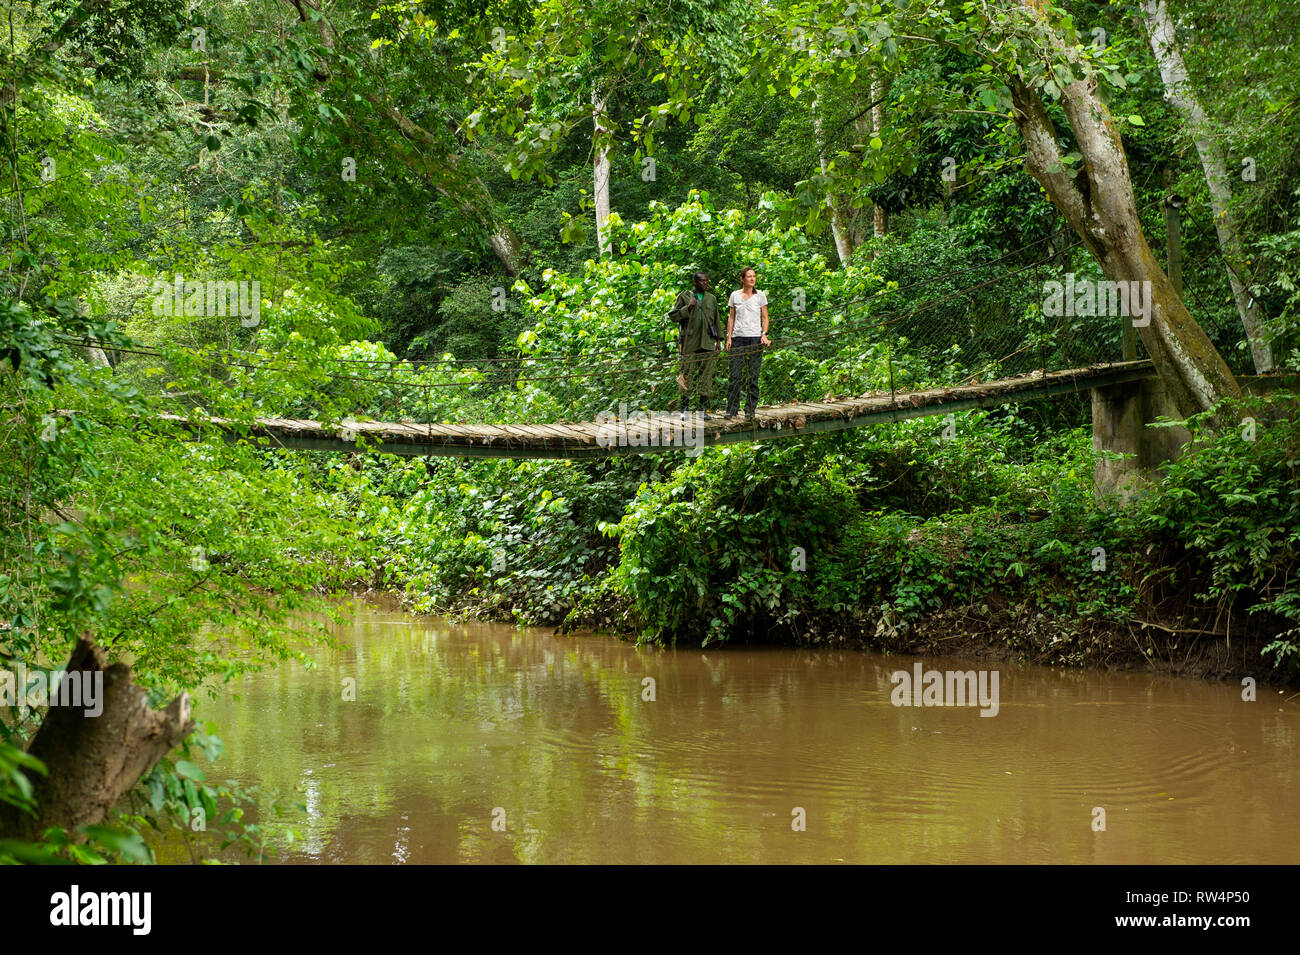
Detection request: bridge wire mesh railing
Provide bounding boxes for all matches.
[53,246,1127,433]
[55,213,1215,434]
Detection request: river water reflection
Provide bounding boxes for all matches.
[196,600,1299,863]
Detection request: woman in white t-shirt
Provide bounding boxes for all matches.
[725,267,769,419]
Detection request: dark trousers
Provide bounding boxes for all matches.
[727,336,763,415]
[680,347,719,401]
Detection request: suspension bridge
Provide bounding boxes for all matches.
[158,359,1158,459]
[61,203,1277,486]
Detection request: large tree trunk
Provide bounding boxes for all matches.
[82,316,110,367]
[1140,0,1272,372]
[486,231,524,278]
[813,98,854,265]
[871,78,889,241]
[0,636,194,841]
[1007,58,1239,416]
[592,90,613,256]
[83,342,110,367]
[850,98,873,248]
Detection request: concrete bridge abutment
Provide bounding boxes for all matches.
[1091,373,1295,502]
[1091,376,1190,502]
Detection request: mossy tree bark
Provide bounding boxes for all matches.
[1009,74,1240,417]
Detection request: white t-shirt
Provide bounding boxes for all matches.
[728,289,767,337]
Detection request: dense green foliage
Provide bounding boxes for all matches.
[2,0,1298,864]
[1133,394,1300,668]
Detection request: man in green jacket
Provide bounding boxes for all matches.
[668,271,721,419]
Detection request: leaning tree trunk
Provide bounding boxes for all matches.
[0,636,194,841]
[1141,0,1273,372]
[486,227,525,278]
[349,93,526,277]
[1009,72,1240,418]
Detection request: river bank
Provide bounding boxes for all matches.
[357,579,1279,685]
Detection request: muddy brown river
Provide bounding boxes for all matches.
[189,601,1299,863]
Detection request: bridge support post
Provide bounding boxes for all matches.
[1092,372,1298,502]
[1091,377,1190,502]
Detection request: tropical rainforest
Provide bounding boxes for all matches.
[1,0,1298,863]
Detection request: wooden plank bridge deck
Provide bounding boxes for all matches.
[169,361,1157,460]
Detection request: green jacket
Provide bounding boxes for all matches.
[669,289,721,354]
